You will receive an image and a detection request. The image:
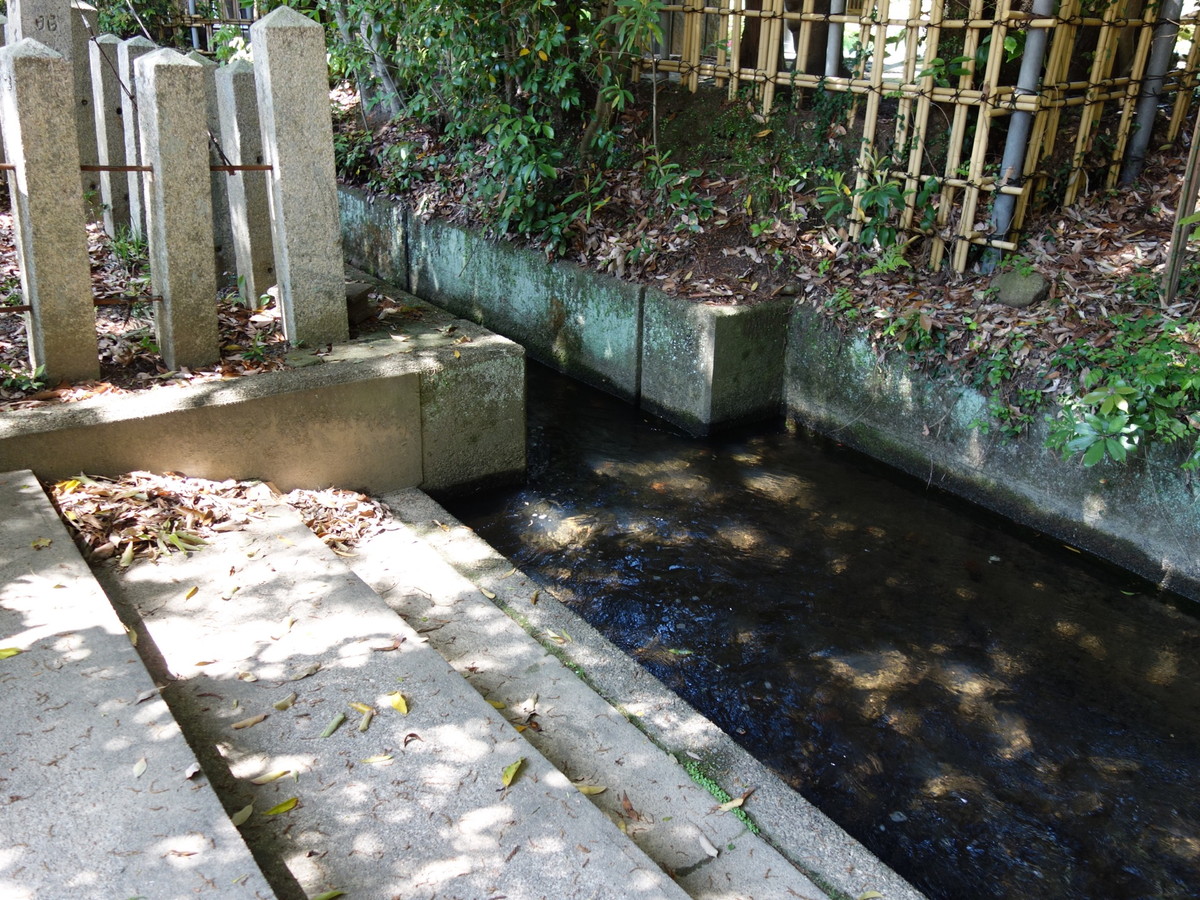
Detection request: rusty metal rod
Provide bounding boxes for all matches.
[1,163,271,173]
[2,295,163,313]
[80,164,152,172]
[93,295,163,306]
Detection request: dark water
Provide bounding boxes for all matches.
[447,363,1200,900]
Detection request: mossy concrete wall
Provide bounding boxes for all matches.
[785,304,1200,602]
[640,288,788,432]
[408,213,643,401]
[339,186,785,435]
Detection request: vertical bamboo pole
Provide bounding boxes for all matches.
[729,0,746,98]
[1063,0,1129,205]
[760,0,785,114]
[849,0,892,243]
[1161,111,1200,306]
[1167,12,1200,143]
[683,0,703,92]
[931,0,986,268]
[1029,0,1079,204]
[900,0,943,235]
[1110,4,1159,187]
[952,0,1011,271]
[1120,0,1185,183]
[715,2,730,87]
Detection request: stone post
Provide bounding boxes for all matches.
[117,35,154,238]
[251,6,347,346]
[135,48,218,371]
[90,32,127,235]
[186,51,235,288]
[6,0,71,57]
[70,1,100,216]
[0,39,98,382]
[0,16,7,166]
[217,58,274,305]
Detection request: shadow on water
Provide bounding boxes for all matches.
[446,363,1200,900]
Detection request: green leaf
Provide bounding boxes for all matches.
[320,712,346,738]
[263,797,298,816]
[0,647,22,660]
[1082,441,1107,466]
[501,757,525,788]
[311,891,347,900]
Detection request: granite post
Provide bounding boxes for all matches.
[6,0,71,57]
[216,58,275,304]
[251,6,347,346]
[117,35,154,238]
[69,1,99,216]
[0,39,98,382]
[89,32,127,235]
[187,50,235,287]
[135,48,218,370]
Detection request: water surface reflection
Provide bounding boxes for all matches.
[449,364,1200,900]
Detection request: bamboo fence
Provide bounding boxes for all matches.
[643,0,1200,271]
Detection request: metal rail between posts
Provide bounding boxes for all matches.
[0,164,273,173]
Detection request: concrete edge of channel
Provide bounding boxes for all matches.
[0,275,526,496]
[381,487,927,900]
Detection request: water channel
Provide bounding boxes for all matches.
[446,363,1200,900]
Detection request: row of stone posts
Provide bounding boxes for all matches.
[0,0,348,381]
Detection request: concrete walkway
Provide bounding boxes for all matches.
[1,469,923,899]
[0,470,272,900]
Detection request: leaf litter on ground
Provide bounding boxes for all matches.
[46,472,394,567]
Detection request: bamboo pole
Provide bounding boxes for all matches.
[760,0,786,114]
[899,0,941,236]
[683,0,703,92]
[1161,111,1200,306]
[849,0,893,244]
[932,0,987,269]
[1166,10,1200,142]
[1110,4,1159,188]
[1062,0,1127,206]
[952,0,1009,271]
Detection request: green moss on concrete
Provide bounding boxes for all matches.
[785,304,1200,602]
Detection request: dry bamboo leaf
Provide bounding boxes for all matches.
[388,692,409,714]
[230,804,253,826]
[231,714,267,730]
[273,692,297,711]
[250,770,291,785]
[360,754,394,765]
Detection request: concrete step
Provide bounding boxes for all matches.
[92,485,689,900]
[374,489,926,900]
[349,497,832,900]
[0,470,275,900]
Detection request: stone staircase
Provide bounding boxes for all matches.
[0,470,922,900]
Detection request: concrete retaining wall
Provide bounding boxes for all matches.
[785,304,1200,601]
[409,213,644,401]
[338,186,1200,601]
[339,186,784,435]
[0,293,525,495]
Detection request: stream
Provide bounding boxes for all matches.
[446,363,1200,900]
